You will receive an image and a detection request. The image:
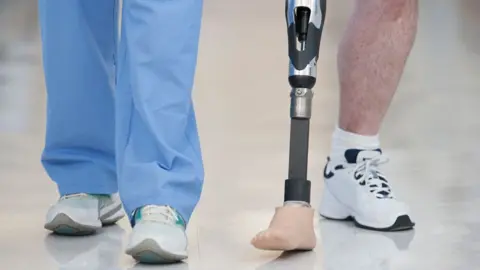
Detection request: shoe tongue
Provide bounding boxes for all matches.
[344,148,382,164]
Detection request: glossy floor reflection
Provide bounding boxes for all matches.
[1,0,480,269]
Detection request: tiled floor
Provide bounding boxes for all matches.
[1,0,480,269]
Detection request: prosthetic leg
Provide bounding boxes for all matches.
[251,0,326,251]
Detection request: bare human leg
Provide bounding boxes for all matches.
[338,0,418,136]
[321,0,418,232]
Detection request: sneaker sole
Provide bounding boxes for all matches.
[126,239,187,264]
[44,213,100,236]
[321,214,415,232]
[44,209,125,236]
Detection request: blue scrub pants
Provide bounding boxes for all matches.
[38,0,204,223]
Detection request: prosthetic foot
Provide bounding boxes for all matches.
[252,0,326,251]
[251,204,316,251]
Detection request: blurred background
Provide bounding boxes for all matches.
[0,0,480,269]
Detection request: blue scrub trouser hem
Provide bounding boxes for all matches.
[58,185,118,197]
[43,159,118,196]
[45,169,118,196]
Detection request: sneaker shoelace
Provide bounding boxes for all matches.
[139,205,177,224]
[351,155,394,199]
[60,193,89,200]
[60,193,110,209]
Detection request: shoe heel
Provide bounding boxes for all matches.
[319,187,350,220]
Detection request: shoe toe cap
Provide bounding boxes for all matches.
[46,199,99,223]
[358,200,413,229]
[128,222,188,253]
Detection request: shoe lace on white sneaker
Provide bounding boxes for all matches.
[60,193,89,200]
[352,155,394,199]
[140,205,177,224]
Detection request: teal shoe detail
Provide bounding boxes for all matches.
[131,205,185,229]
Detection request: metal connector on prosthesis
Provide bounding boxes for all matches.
[286,0,325,119]
[291,87,313,119]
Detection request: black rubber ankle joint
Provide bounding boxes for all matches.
[284,179,311,203]
[289,75,316,89]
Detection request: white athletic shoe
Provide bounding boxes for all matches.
[126,205,188,264]
[319,149,415,231]
[44,193,124,236]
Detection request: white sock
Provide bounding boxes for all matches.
[330,126,380,160]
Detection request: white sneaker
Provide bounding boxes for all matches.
[319,149,415,231]
[44,193,124,235]
[126,205,188,264]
